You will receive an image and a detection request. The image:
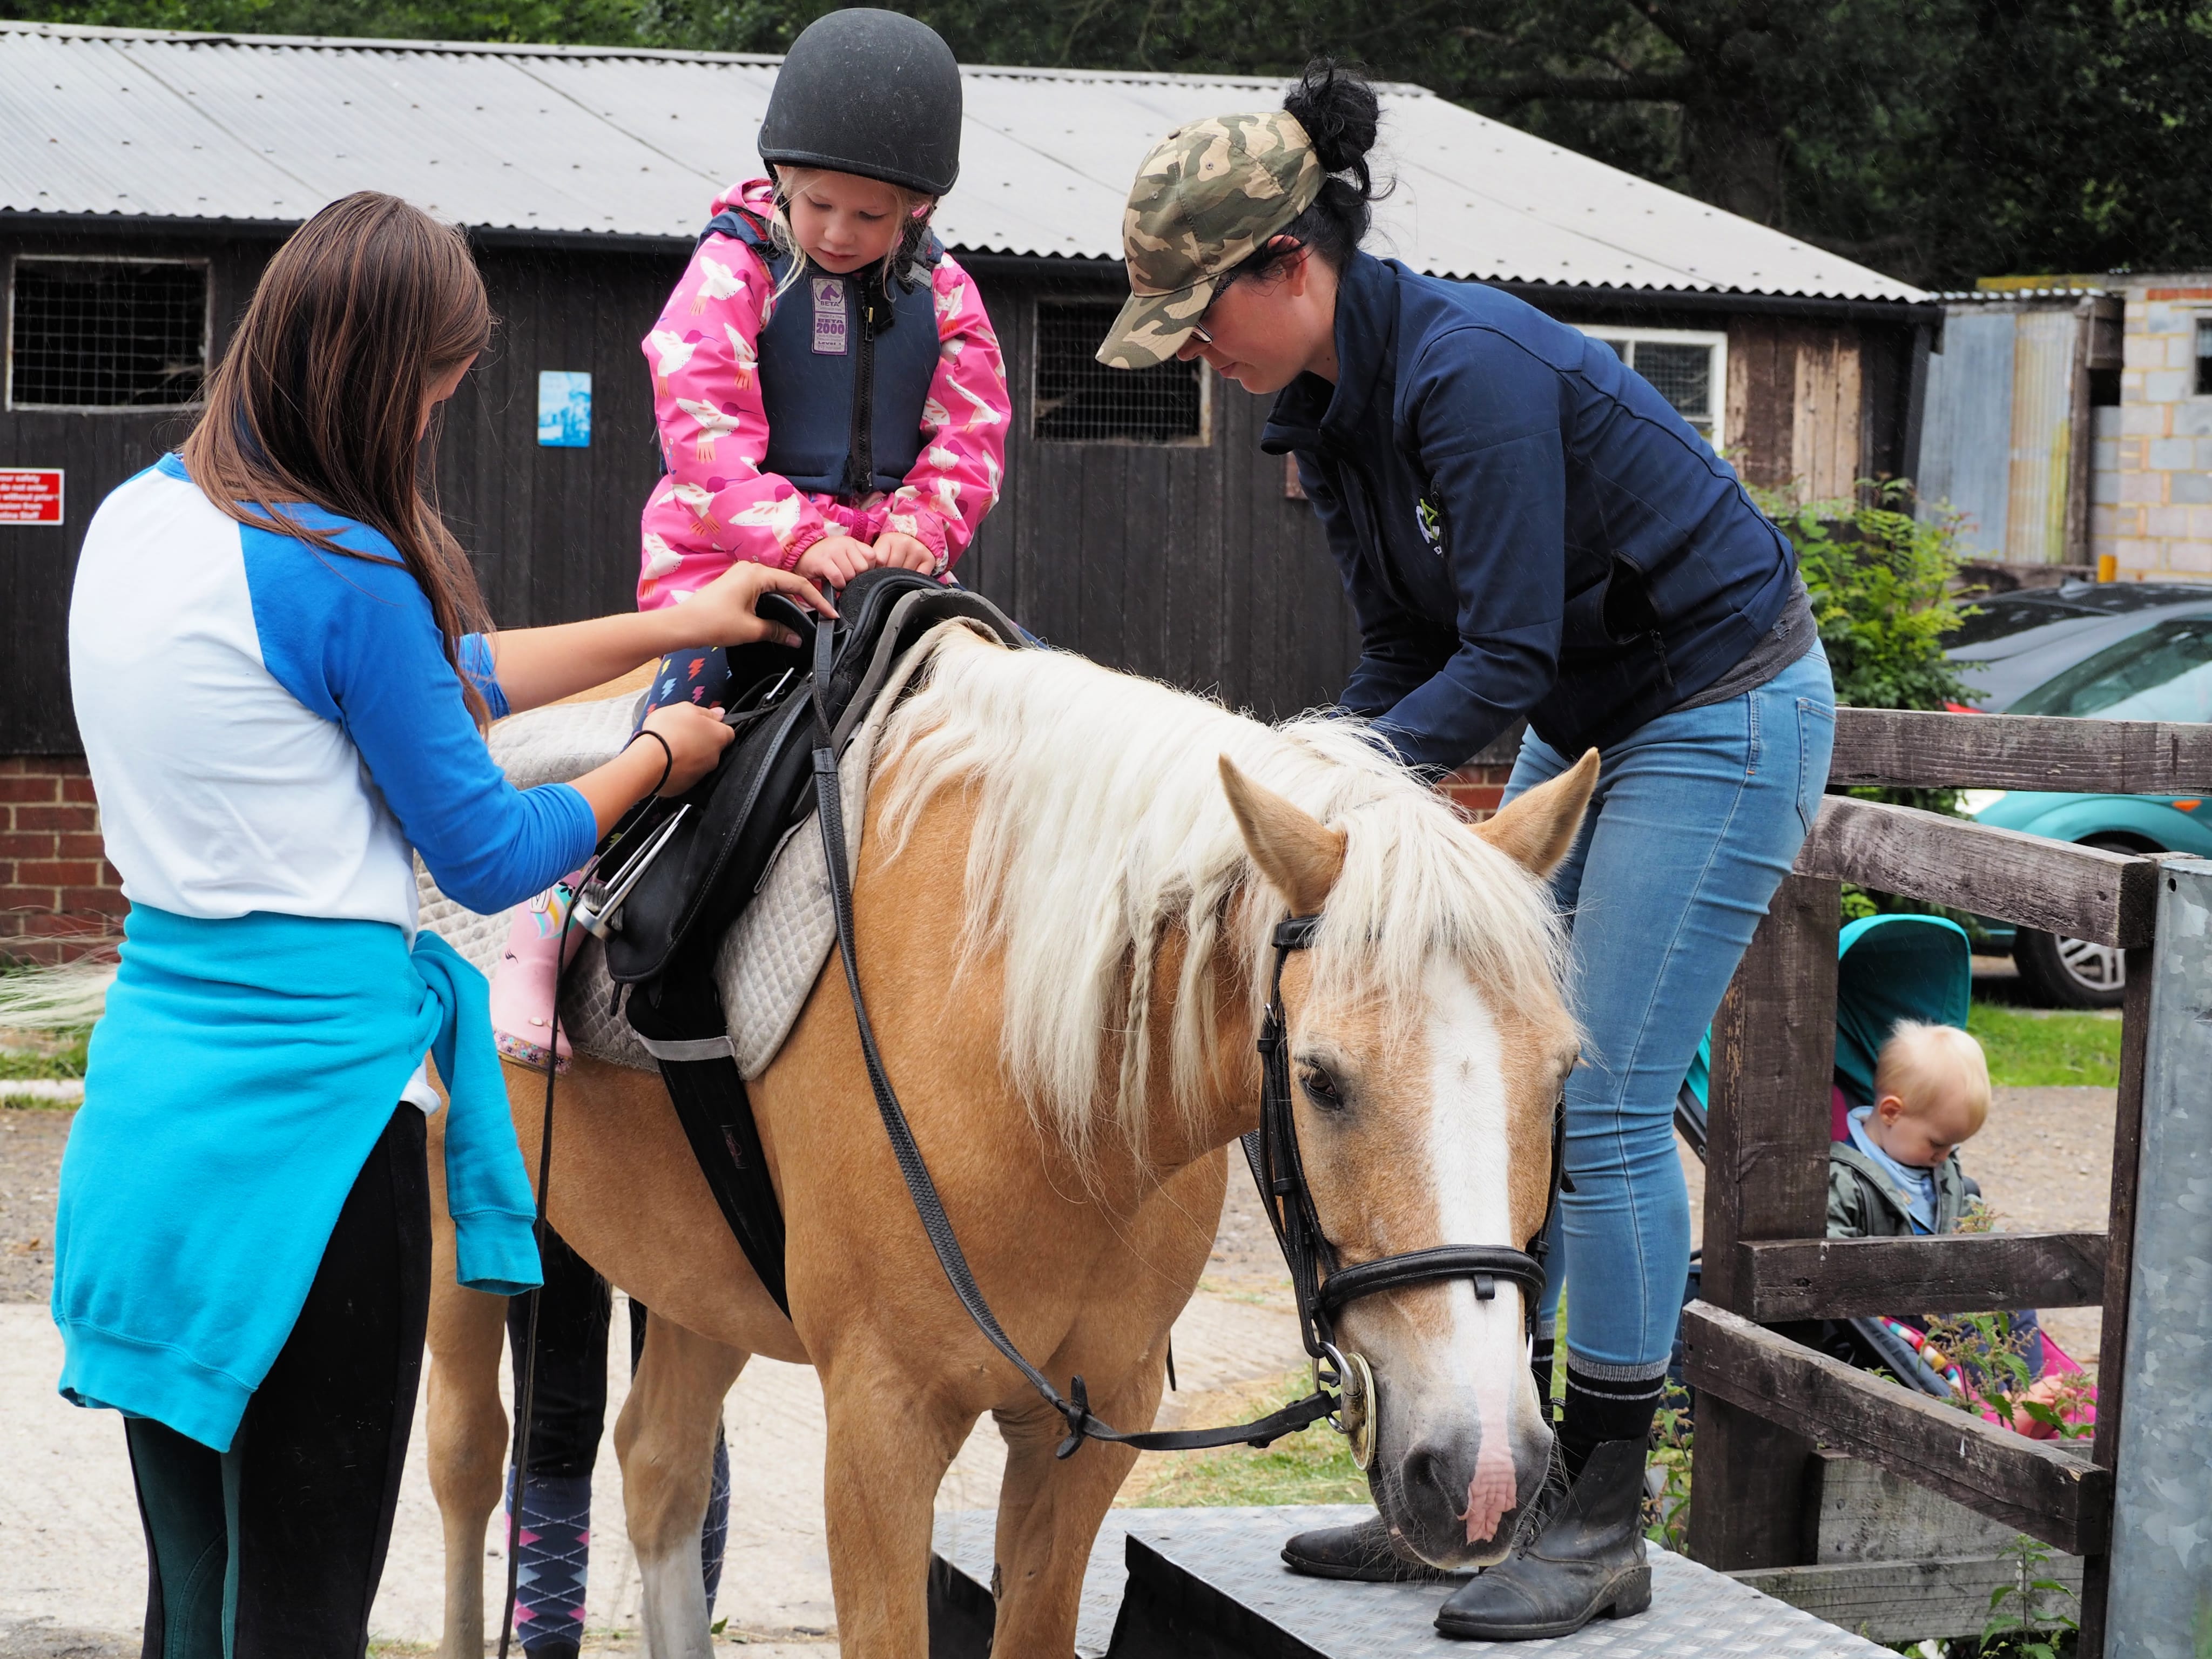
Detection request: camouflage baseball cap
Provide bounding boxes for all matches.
[1096,111,1324,370]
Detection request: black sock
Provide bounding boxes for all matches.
[1529,1335,1557,1421]
[1559,1364,1664,1481]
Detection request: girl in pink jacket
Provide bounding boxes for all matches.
[638,174,1008,607]
[490,11,1009,1073]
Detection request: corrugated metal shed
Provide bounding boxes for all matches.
[0,19,1926,304]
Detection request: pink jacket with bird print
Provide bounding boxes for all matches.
[637,180,1010,608]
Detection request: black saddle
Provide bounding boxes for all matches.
[586,569,1020,1313]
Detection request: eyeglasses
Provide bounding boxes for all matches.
[1189,322,1214,346]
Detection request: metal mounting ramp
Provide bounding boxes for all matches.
[928,1505,1893,1658]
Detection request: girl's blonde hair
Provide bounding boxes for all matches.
[764,166,938,309]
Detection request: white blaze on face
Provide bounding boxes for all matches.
[1421,957,1526,1545]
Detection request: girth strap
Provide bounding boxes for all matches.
[628,965,792,1316]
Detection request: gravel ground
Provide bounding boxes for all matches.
[0,1109,65,1304]
[0,1040,2120,1655]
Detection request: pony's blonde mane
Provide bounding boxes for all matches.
[875,636,1568,1168]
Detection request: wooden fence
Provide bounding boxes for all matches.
[1681,706,2212,1654]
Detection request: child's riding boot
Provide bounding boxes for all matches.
[1433,1438,1652,1641]
[491,875,587,1073]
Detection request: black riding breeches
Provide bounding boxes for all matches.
[126,1105,431,1659]
[504,1222,616,1479]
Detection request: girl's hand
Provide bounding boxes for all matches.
[680,561,838,648]
[638,703,735,796]
[795,535,872,587]
[872,530,939,574]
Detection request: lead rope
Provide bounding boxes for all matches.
[498,876,594,1658]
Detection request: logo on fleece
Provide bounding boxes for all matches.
[1417,493,1448,558]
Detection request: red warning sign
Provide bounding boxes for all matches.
[0,469,63,525]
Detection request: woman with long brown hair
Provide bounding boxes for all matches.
[50,191,828,1657]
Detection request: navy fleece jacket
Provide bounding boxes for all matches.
[1262,253,1796,770]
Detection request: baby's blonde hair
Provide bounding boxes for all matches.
[1874,1020,1992,1135]
[765,166,938,309]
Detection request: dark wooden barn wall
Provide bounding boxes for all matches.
[437,244,689,630]
[0,233,1361,754]
[955,260,1360,724]
[0,227,284,754]
[0,226,1911,757]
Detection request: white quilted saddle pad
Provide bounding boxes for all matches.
[418,618,985,1078]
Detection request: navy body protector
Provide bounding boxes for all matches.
[696,208,943,502]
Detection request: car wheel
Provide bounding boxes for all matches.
[2011,835,2153,1009]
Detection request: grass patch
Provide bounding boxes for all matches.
[1129,1369,1368,1509]
[1968,1000,2122,1088]
[0,1030,89,1081]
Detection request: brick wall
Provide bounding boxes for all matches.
[1440,763,1513,822]
[2095,276,2212,579]
[0,751,1513,963]
[0,757,124,964]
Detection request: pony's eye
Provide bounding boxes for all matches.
[1298,1061,1345,1111]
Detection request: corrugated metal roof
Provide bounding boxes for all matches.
[0,20,1928,304]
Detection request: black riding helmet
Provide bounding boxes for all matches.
[758,9,963,198]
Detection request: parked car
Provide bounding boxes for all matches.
[1948,582,2212,1006]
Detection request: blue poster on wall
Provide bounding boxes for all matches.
[537,371,592,448]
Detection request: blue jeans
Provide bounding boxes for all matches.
[1506,649,1835,1379]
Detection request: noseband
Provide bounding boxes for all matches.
[1244,915,1567,1467]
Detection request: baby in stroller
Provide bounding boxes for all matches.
[1829,1019,1990,1239]
[1673,914,2093,1435]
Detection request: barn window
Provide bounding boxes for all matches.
[1033,300,1208,444]
[7,257,210,410]
[1588,328,1728,450]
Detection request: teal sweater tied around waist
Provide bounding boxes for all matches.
[52,903,542,1452]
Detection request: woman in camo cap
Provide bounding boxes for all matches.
[1102,58,1835,1643]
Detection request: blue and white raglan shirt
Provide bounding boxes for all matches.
[53,454,598,1450]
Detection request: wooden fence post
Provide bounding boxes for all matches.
[2098,859,2212,1656]
[2075,940,2150,1656]
[1687,872,1839,1572]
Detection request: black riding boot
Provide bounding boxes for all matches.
[1433,1438,1651,1641]
[1281,1513,1464,1583]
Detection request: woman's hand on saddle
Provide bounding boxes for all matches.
[637,703,736,795]
[482,563,831,715]
[871,529,939,574]
[680,559,838,650]
[795,535,873,587]
[571,703,734,835]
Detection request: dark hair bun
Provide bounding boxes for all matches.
[1284,57,1379,197]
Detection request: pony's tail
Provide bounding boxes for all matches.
[0,956,115,1029]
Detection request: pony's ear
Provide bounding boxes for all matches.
[1219,756,1346,917]
[1474,748,1597,878]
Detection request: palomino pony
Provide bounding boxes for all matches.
[426,627,1596,1658]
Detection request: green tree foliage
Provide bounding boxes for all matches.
[1771,481,1975,716]
[22,0,2208,287]
[1764,480,1977,920]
